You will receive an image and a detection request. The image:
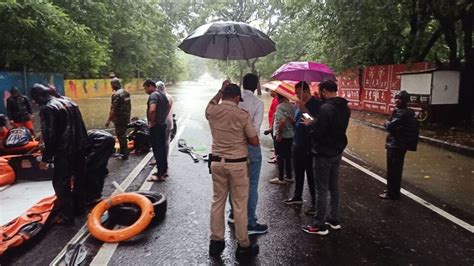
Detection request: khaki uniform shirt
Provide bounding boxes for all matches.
[206,99,257,159]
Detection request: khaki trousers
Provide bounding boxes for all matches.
[210,160,250,247]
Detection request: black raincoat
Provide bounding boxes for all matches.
[311,97,351,157]
[385,107,419,151]
[38,96,88,219]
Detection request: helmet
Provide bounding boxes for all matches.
[395,90,410,102]
[30,84,52,105]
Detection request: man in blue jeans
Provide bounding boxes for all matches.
[228,73,268,235]
[302,80,350,236]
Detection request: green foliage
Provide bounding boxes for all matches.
[0,2,108,74]
[171,0,472,79]
[0,1,182,80]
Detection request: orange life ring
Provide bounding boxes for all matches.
[87,192,154,243]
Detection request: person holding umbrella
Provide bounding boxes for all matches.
[283,81,321,215]
[269,93,296,185]
[228,73,268,236]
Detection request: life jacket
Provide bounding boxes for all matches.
[0,157,15,186]
[0,127,39,155]
[5,127,33,147]
[0,195,56,255]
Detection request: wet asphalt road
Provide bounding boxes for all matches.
[1,79,473,265]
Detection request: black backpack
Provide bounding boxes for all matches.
[403,110,420,151]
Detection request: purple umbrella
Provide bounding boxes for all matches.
[271,61,336,82]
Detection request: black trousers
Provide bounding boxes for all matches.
[386,148,407,199]
[293,146,315,204]
[275,138,293,179]
[150,124,168,176]
[53,155,86,219]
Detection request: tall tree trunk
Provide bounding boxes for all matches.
[439,17,460,68]
[415,27,442,61]
[461,6,473,68]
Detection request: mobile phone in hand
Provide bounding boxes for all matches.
[302,113,313,120]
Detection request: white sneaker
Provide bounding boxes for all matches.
[270,178,287,185]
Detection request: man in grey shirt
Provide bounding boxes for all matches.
[143,79,170,181]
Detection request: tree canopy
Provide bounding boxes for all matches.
[1,0,472,83]
[0,0,182,81]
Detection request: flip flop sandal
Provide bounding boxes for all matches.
[146,176,162,182]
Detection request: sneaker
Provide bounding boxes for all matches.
[379,192,400,200]
[325,219,341,230]
[302,224,329,235]
[283,177,294,183]
[270,178,287,184]
[283,197,303,205]
[267,158,277,164]
[304,206,317,215]
[248,223,268,235]
[209,240,225,257]
[235,243,259,260]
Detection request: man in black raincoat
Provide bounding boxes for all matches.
[31,84,88,224]
[379,90,419,200]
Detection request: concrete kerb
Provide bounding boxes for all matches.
[350,119,474,157]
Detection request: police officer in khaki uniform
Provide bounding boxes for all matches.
[105,78,131,160]
[206,81,260,260]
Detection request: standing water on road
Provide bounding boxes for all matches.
[75,81,474,221]
[346,121,474,220]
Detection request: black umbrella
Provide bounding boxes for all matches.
[178,21,276,60]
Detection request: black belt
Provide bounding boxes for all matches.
[211,156,247,163]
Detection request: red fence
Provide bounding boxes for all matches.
[337,62,429,115]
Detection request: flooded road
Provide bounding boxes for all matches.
[4,79,473,265]
[346,121,474,219]
[75,80,473,221]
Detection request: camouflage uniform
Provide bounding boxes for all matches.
[110,88,131,156]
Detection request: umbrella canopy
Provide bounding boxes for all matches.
[178,21,276,60]
[262,80,319,101]
[272,61,336,82]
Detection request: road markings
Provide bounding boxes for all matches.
[50,115,189,266]
[90,114,191,266]
[342,156,474,233]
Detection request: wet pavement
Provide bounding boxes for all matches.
[1,78,473,265]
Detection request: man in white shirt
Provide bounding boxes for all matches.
[228,73,268,235]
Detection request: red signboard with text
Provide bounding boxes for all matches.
[361,65,391,114]
[337,68,361,110]
[336,62,429,115]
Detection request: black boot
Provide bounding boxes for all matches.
[236,243,259,261]
[209,240,225,257]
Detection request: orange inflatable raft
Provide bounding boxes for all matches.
[0,195,56,255]
[0,157,15,186]
[0,140,40,155]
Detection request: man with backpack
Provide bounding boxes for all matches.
[379,90,419,200]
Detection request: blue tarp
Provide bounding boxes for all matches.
[0,71,64,114]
